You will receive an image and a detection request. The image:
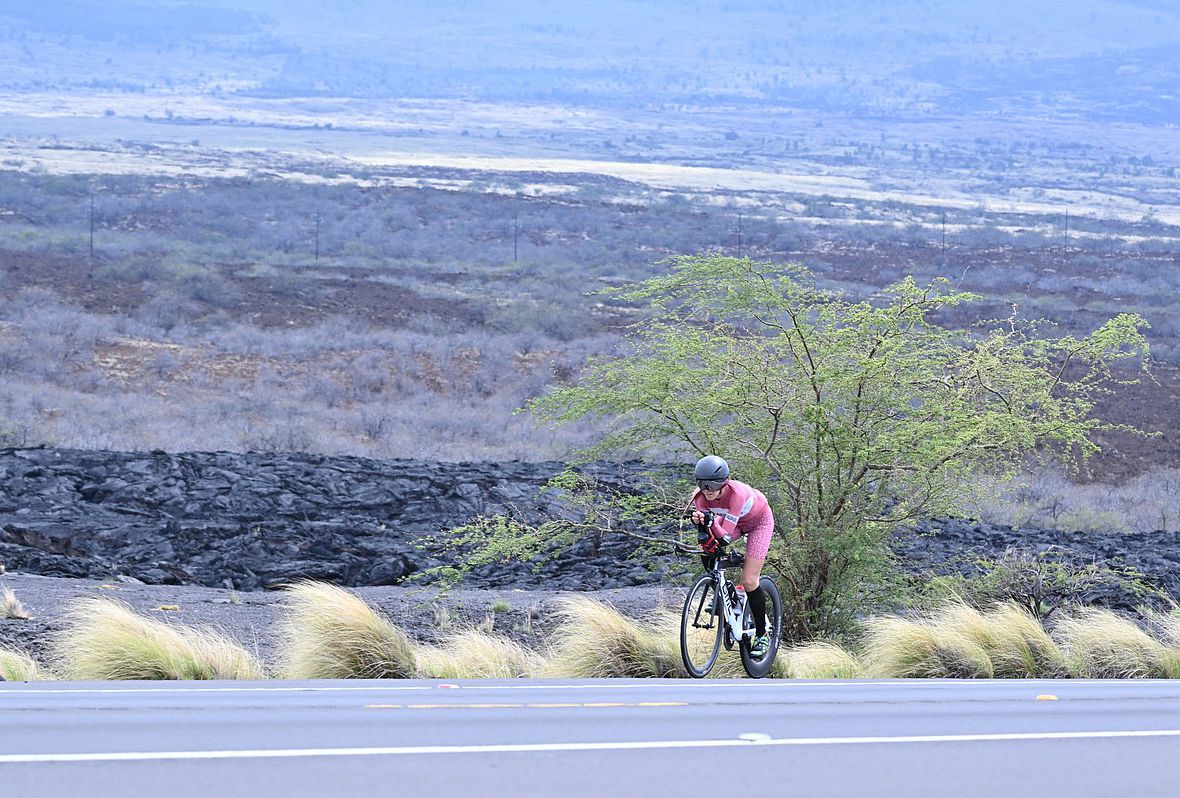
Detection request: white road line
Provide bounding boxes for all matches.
[3,729,1180,763]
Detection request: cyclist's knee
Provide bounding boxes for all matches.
[741,574,761,592]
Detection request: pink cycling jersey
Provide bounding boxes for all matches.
[692,479,775,560]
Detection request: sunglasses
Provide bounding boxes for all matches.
[698,479,727,492]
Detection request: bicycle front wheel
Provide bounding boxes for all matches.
[680,573,723,678]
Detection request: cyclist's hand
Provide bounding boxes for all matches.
[691,510,706,526]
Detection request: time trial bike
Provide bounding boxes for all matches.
[679,510,783,678]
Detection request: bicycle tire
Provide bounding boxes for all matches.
[680,572,723,678]
[739,576,783,679]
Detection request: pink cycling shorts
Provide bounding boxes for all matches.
[743,513,775,561]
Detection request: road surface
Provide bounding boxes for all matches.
[3,678,1179,796]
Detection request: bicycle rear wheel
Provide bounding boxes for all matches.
[680,573,723,678]
[739,576,783,679]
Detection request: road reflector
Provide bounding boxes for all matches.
[1036,694,1058,701]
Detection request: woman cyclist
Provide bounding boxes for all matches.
[689,455,774,657]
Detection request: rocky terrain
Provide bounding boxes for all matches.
[3,447,1180,667]
[0,447,676,592]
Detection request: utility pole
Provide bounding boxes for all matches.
[314,211,320,262]
[941,211,946,257]
[88,194,95,262]
[1063,210,1070,254]
[513,212,519,263]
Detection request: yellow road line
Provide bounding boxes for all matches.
[366,702,689,710]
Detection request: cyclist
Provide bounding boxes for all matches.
[689,455,774,658]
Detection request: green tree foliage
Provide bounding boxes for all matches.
[528,255,1151,639]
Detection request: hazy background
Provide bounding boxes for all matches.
[1,0,1179,532]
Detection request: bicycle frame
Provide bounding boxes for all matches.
[697,545,757,644]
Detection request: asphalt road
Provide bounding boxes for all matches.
[3,678,1180,797]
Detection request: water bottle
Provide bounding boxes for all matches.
[728,583,746,627]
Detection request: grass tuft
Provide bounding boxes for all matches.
[861,615,994,678]
[278,580,416,679]
[53,597,264,680]
[2,585,30,620]
[415,629,542,679]
[784,641,862,679]
[0,646,46,681]
[936,602,1068,678]
[540,596,683,678]
[1054,608,1180,678]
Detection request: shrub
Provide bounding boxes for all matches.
[0,646,45,681]
[861,615,994,678]
[414,630,541,679]
[926,546,1158,620]
[539,596,683,678]
[278,580,416,679]
[935,602,1067,678]
[52,597,264,680]
[784,641,862,679]
[1054,608,1180,678]
[2,585,30,619]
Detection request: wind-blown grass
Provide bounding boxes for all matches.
[2,586,30,620]
[861,615,994,678]
[540,595,684,678]
[0,646,45,681]
[53,597,264,680]
[415,630,542,679]
[784,641,862,679]
[936,602,1068,678]
[278,580,416,679]
[1054,608,1180,678]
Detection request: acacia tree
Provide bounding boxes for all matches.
[527,255,1151,639]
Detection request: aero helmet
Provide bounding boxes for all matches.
[694,455,730,491]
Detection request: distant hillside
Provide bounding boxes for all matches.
[2,0,1179,123]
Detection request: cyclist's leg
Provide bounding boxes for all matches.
[741,516,775,637]
[740,555,767,636]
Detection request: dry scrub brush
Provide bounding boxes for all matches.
[279,580,416,679]
[2,585,30,619]
[935,602,1068,678]
[52,597,264,680]
[0,645,45,681]
[414,630,542,679]
[539,596,684,678]
[783,641,862,679]
[1054,608,1180,678]
[861,615,995,678]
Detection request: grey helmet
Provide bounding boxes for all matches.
[694,455,730,491]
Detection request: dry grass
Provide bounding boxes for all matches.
[0,646,46,681]
[414,629,542,679]
[52,597,264,680]
[1054,608,1180,678]
[278,580,416,679]
[784,641,862,679]
[861,615,994,678]
[539,596,684,678]
[2,585,30,620]
[936,602,1068,678]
